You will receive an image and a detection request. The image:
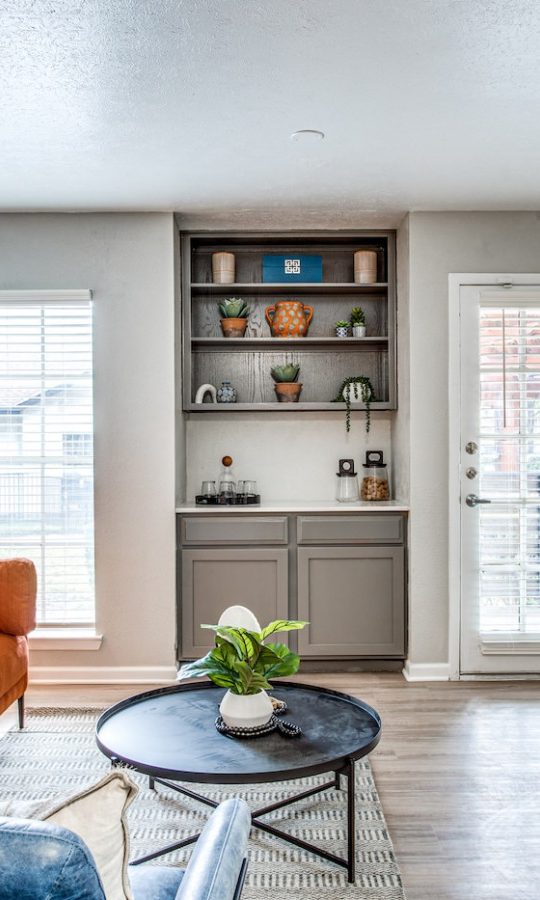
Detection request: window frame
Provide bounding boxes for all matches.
[0,289,96,628]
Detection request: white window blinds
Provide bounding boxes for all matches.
[0,291,95,625]
[479,303,540,638]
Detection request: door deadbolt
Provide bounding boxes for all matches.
[465,441,478,455]
[465,467,477,479]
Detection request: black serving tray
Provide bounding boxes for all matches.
[195,495,261,506]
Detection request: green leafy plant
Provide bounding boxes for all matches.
[335,320,350,329]
[218,298,250,319]
[350,307,365,326]
[271,363,300,383]
[333,376,375,433]
[177,619,308,695]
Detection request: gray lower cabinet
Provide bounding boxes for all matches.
[181,547,288,657]
[297,545,405,657]
[178,512,407,660]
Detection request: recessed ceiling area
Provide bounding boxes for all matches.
[1,0,540,218]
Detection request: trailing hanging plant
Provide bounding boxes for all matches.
[177,619,308,695]
[333,376,375,433]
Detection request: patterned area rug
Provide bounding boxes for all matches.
[0,708,405,900]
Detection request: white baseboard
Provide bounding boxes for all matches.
[402,661,452,681]
[459,673,540,681]
[29,665,178,685]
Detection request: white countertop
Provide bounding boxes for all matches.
[176,500,409,513]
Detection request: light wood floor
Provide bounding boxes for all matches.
[4,674,540,900]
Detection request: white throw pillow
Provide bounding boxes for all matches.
[0,771,138,900]
[44,771,137,900]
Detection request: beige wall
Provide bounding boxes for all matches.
[0,213,177,676]
[393,216,410,504]
[407,211,540,666]
[185,412,393,501]
[6,210,537,678]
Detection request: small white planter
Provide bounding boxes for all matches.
[219,689,273,729]
[352,325,366,338]
[342,381,370,404]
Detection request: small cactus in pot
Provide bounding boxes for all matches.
[218,298,250,338]
[350,307,366,337]
[335,320,350,338]
[271,363,302,403]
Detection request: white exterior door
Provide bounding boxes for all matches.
[459,284,540,674]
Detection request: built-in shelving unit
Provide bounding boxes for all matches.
[181,230,397,412]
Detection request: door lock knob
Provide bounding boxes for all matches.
[465,494,491,507]
[465,467,477,479]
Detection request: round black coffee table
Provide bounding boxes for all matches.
[96,681,381,883]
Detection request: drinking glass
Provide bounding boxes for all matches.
[219,481,236,499]
[244,480,257,497]
[201,480,217,497]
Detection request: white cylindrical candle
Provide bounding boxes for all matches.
[354,250,377,284]
[212,252,235,284]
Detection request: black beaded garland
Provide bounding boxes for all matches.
[215,713,302,739]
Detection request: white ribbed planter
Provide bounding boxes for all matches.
[352,325,366,337]
[219,689,273,729]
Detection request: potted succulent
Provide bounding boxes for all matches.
[335,319,350,338]
[333,375,375,433]
[177,618,308,729]
[218,298,250,338]
[271,363,302,402]
[350,307,366,338]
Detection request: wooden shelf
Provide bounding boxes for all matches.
[192,336,389,350]
[191,282,388,294]
[187,401,393,413]
[181,230,397,412]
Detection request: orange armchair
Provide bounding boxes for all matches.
[0,559,36,728]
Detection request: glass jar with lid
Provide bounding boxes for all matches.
[336,458,359,502]
[361,450,390,501]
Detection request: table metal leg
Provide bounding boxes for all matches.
[139,766,358,882]
[131,832,199,865]
[346,756,356,883]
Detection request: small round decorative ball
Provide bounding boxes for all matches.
[222,455,233,467]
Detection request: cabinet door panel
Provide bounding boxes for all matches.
[181,548,288,657]
[297,546,404,656]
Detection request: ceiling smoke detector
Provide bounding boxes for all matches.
[290,129,325,142]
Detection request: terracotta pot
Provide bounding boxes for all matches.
[265,300,313,337]
[221,318,247,338]
[219,689,273,729]
[274,382,303,403]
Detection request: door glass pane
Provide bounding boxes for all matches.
[479,565,520,633]
[479,306,540,637]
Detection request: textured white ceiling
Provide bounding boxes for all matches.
[1,0,540,219]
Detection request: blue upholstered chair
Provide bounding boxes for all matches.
[0,797,251,900]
